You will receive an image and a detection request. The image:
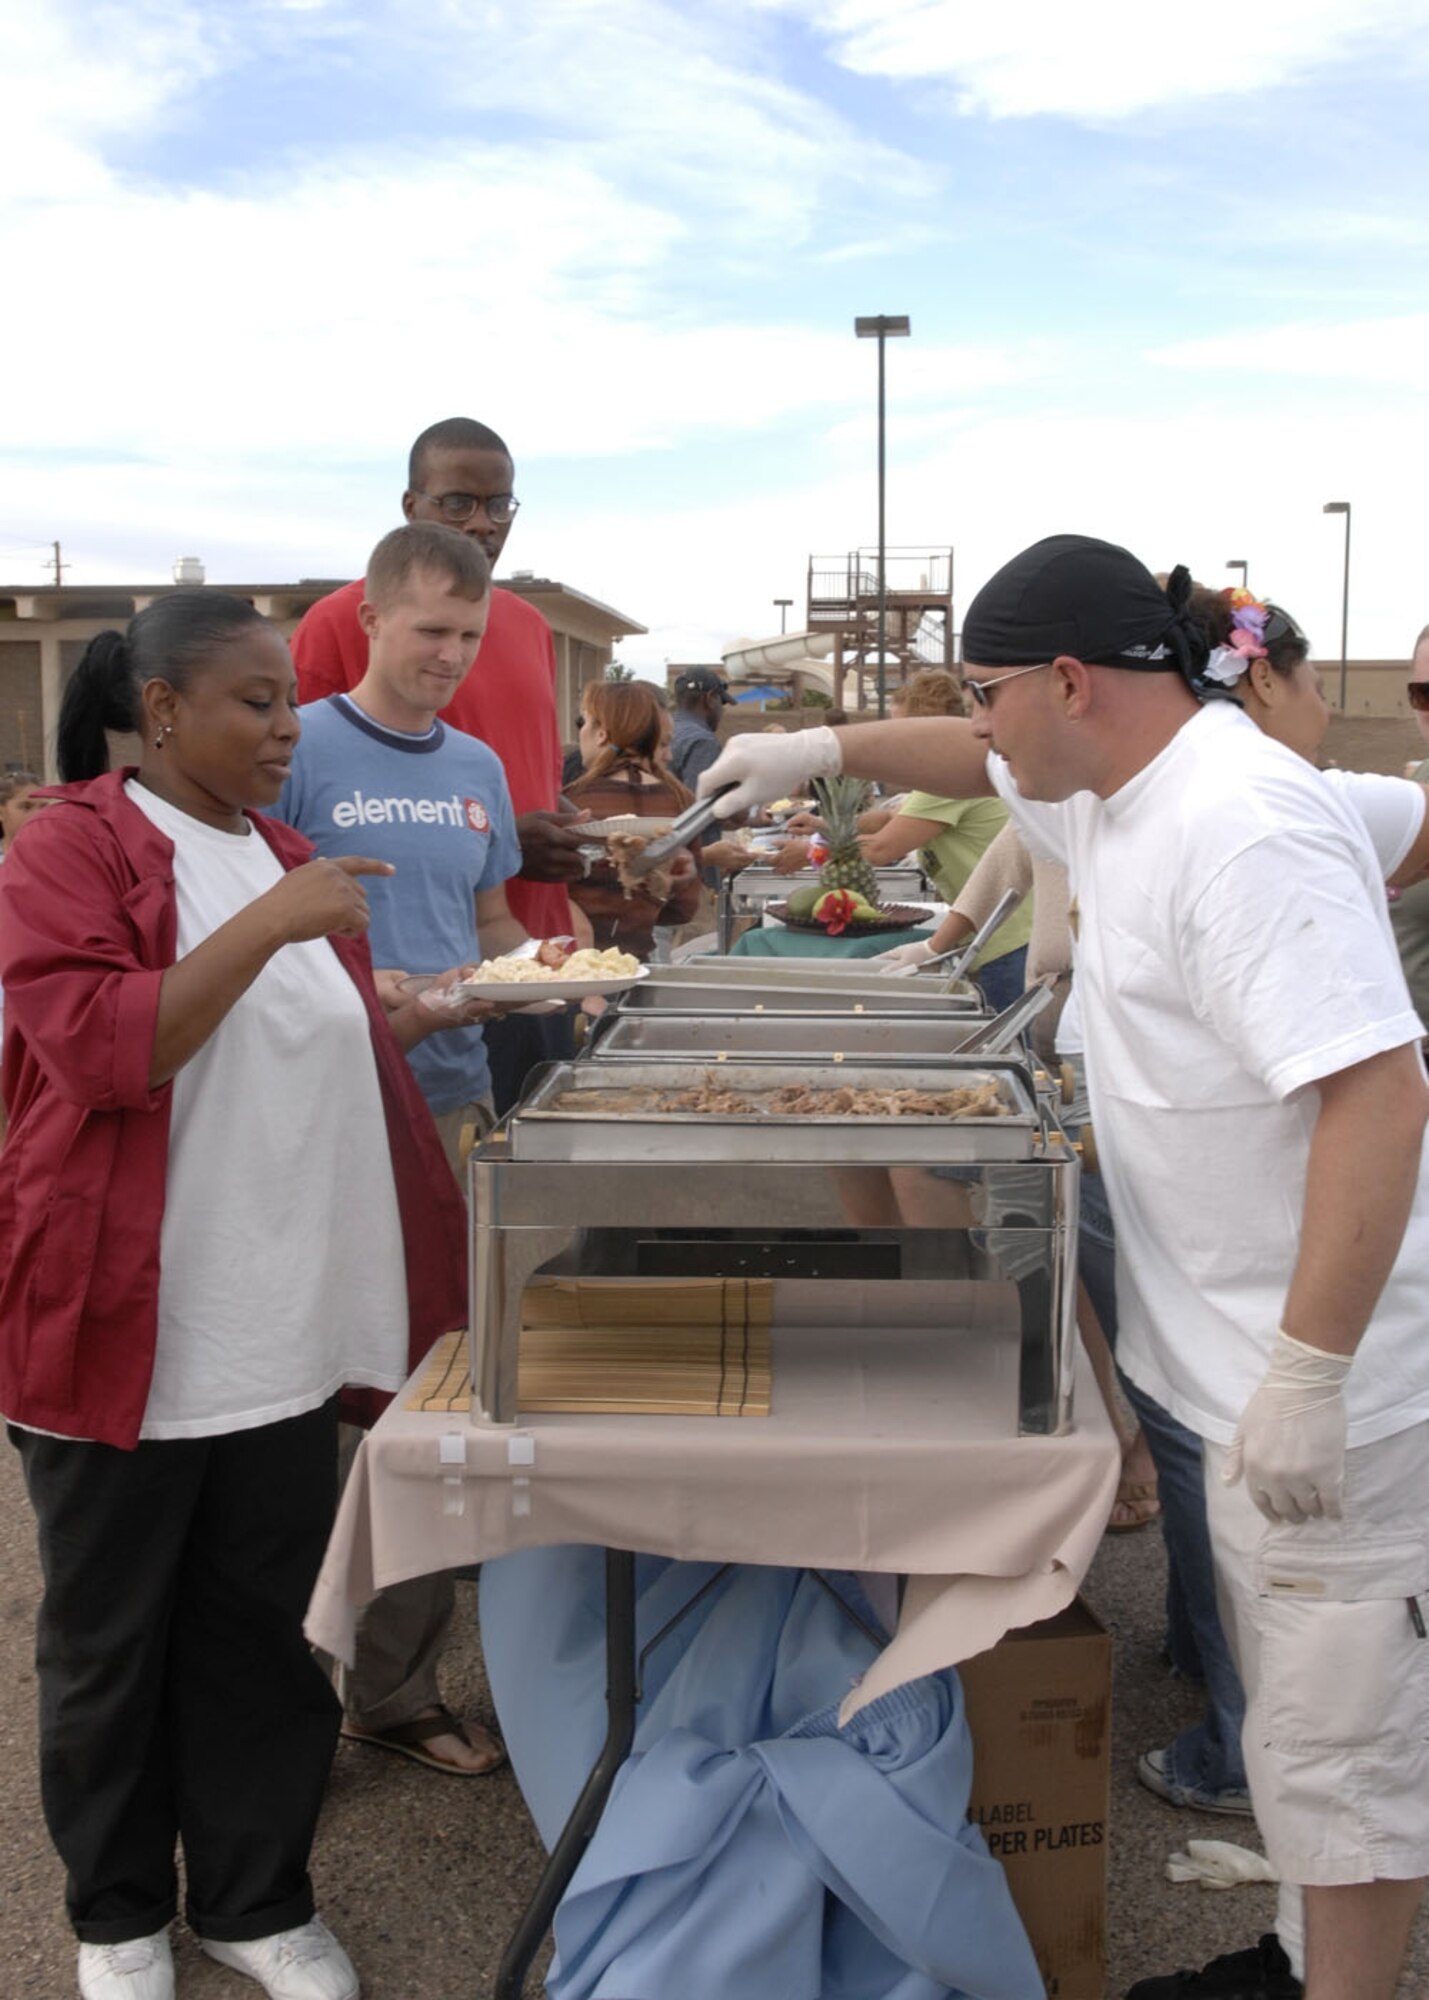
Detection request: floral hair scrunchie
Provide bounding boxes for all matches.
[1202,587,1270,689]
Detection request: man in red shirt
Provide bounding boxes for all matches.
[291,416,586,943]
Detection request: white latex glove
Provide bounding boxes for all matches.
[1166,1840,1278,1889]
[696,725,843,819]
[1223,1328,1351,1524]
[870,939,936,971]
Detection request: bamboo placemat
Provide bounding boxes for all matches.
[406,1278,772,1417]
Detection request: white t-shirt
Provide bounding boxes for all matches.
[126,783,410,1439]
[989,705,1429,1446]
[1054,764,1427,1058]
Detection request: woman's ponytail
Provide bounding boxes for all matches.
[56,631,139,782]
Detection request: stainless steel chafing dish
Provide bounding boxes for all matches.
[511,1057,1038,1163]
[469,1033,1079,1436]
[591,1010,1001,1064]
[717,864,929,952]
[617,958,986,1017]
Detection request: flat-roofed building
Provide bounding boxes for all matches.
[0,570,645,776]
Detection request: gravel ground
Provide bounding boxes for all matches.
[4,1435,1427,1999]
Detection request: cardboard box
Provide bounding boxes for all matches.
[960,1597,1112,2000]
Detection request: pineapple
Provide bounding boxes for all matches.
[811,776,881,908]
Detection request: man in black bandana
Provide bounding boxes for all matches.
[697,534,1429,2000]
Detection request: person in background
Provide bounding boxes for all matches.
[0,770,48,1112]
[667,667,735,791]
[565,680,700,960]
[0,593,465,2000]
[289,416,584,1113]
[0,769,44,853]
[278,522,526,1782]
[1391,624,1429,1025]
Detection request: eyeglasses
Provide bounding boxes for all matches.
[412,489,521,527]
[1407,682,1429,714]
[962,661,1052,710]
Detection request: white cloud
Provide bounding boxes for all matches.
[552,397,1424,671]
[782,0,1429,120]
[0,136,1039,469]
[1150,314,1429,392]
[0,2,223,194]
[2,0,1424,685]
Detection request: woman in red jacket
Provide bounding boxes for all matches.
[0,594,466,2000]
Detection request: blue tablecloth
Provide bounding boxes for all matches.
[481,1552,1043,2000]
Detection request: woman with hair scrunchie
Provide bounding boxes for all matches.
[0,594,466,2000]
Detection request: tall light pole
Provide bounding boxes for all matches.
[1226,558,1248,592]
[773,597,793,635]
[1323,501,1351,712]
[854,314,911,716]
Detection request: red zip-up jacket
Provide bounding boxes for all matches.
[0,772,467,1448]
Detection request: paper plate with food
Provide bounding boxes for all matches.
[407,939,650,1007]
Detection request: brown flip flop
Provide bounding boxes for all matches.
[1106,1475,1161,1534]
[341,1704,506,1776]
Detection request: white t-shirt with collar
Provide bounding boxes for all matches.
[126,781,409,1439]
[989,703,1429,1447]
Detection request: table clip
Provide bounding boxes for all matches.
[439,1430,467,1516]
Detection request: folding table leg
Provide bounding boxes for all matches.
[493,1548,638,1999]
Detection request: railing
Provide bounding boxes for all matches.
[807,548,953,615]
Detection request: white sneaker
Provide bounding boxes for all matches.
[200,1917,359,2000]
[77,1932,174,2000]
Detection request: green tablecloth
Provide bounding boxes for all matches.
[730,923,935,960]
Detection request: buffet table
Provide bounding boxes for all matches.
[308,1305,1117,1998]
[309,1316,1117,1715]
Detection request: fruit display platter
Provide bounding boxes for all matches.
[769,901,934,936]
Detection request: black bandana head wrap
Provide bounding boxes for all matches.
[963,535,1215,693]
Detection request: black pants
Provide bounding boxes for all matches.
[11,1399,341,1945]
[485,1007,576,1118]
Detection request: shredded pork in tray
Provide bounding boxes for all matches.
[547,1075,1009,1120]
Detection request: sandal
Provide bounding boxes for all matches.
[1107,1475,1161,1534]
[341,1703,506,1776]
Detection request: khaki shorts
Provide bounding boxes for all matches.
[431,1096,497,1188]
[1204,1421,1429,1886]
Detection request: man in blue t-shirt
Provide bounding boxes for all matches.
[276,520,523,1780]
[279,523,525,1148]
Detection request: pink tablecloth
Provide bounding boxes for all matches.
[307,1291,1119,1720]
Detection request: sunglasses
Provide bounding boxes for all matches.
[962,661,1052,709]
[1408,682,1429,714]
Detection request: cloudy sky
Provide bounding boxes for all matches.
[2,0,1426,670]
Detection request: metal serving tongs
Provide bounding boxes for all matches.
[952,981,1054,1055]
[622,783,739,878]
[885,885,1022,985]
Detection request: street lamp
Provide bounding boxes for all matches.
[854,313,911,717]
[773,598,793,635]
[1226,559,1248,591]
[1323,502,1352,712]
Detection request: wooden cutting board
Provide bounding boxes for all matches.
[406,1278,772,1417]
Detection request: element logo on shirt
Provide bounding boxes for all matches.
[464,798,490,833]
